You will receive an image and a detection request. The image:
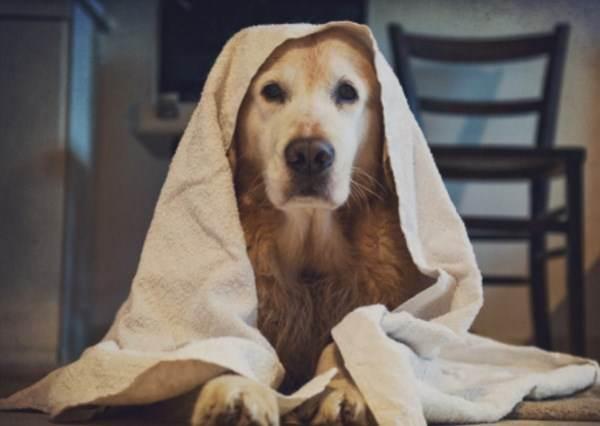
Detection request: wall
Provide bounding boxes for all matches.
[90,0,170,338]
[368,0,600,355]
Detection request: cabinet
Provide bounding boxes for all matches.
[0,0,109,371]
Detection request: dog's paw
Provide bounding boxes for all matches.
[309,378,370,425]
[191,375,279,426]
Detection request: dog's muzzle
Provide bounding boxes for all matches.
[284,138,335,197]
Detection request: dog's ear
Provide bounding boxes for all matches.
[227,137,238,175]
[381,142,397,195]
[382,140,397,194]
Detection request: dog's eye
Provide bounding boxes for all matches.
[261,83,286,103]
[335,82,359,104]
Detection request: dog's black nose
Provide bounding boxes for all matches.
[284,138,335,175]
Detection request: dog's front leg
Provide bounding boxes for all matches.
[191,374,279,426]
[293,344,374,425]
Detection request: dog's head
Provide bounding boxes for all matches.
[233,28,383,211]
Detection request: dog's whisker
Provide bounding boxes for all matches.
[349,179,371,212]
[351,177,383,203]
[351,171,380,194]
[354,184,370,207]
[245,180,266,200]
[352,167,388,194]
[353,169,388,196]
[346,189,359,210]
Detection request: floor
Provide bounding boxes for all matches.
[1,374,599,425]
[0,412,599,426]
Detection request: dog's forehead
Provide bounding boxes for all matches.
[256,31,375,86]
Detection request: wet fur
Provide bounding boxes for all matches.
[235,157,423,392]
[231,30,425,392]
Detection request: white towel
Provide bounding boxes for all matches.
[1,21,597,425]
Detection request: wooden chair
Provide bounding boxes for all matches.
[388,23,586,355]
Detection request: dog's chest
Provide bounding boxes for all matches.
[240,202,423,389]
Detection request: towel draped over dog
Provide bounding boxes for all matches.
[1,22,597,425]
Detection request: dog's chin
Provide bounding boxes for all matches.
[267,184,349,212]
[280,195,338,211]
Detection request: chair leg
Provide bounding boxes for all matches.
[566,161,586,356]
[529,234,552,350]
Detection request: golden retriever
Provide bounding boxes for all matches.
[191,28,426,426]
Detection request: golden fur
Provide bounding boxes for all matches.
[141,28,429,426]
[231,29,426,393]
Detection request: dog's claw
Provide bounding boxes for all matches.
[191,375,279,426]
[309,380,370,426]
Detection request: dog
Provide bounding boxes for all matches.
[191,28,427,425]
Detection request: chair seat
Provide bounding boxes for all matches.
[430,144,585,179]
[463,215,567,235]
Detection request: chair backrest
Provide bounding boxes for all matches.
[388,23,569,149]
